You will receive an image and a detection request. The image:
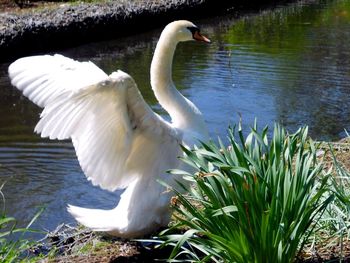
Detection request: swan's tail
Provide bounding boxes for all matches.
[67,203,165,238]
[67,179,172,238]
[67,204,129,237]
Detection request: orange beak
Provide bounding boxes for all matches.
[193,31,211,43]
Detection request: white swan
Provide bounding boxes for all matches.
[8,20,210,238]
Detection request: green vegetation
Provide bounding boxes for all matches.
[156,122,350,262]
[307,147,350,260]
[0,211,44,262]
[0,183,45,263]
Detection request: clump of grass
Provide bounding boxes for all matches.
[157,123,334,262]
[0,184,44,263]
[303,144,350,260]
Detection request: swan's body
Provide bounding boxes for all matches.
[8,20,210,238]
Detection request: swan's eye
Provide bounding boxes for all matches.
[187,26,200,36]
[187,26,210,43]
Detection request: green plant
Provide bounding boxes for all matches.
[0,184,44,262]
[0,211,45,262]
[158,123,334,263]
[306,144,350,260]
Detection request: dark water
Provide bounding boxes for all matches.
[0,0,350,234]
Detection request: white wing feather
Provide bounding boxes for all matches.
[9,55,183,191]
[8,54,108,108]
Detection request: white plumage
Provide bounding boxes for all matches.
[8,20,210,238]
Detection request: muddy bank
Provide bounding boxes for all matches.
[0,0,296,61]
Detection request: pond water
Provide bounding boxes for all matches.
[0,0,350,234]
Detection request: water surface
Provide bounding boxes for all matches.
[0,0,350,233]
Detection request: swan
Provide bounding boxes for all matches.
[8,20,210,238]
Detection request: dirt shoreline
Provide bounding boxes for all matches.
[0,0,297,62]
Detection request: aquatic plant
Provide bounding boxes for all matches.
[158,123,334,262]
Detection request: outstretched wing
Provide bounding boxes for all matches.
[9,55,183,191]
[8,54,108,108]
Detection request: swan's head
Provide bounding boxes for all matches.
[164,20,210,43]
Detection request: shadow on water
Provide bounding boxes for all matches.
[0,0,349,236]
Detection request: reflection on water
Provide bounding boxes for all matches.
[0,0,350,233]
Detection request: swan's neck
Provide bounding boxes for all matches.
[151,36,175,91]
[151,34,206,132]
